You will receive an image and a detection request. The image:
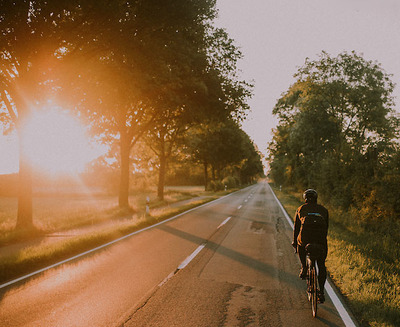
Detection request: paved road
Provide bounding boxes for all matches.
[0,182,347,326]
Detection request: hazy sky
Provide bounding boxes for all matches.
[216,0,400,154]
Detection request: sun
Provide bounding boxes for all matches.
[21,108,106,175]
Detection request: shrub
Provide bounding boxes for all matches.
[209,180,224,191]
[222,176,239,189]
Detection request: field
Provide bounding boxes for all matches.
[0,186,207,241]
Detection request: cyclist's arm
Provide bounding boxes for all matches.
[293,209,301,246]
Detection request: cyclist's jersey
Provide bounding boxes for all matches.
[293,202,329,247]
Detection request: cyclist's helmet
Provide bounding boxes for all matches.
[303,189,318,202]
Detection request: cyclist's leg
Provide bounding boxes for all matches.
[298,245,307,278]
[298,245,307,267]
[317,257,326,289]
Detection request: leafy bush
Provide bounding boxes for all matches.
[209,180,224,191]
[222,176,239,189]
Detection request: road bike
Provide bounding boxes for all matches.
[304,243,325,317]
[294,243,325,317]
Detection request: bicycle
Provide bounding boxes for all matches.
[305,243,325,317]
[295,243,325,317]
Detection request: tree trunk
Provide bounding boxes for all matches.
[119,133,131,208]
[16,146,33,230]
[157,137,166,200]
[203,161,209,191]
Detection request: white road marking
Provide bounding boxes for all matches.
[217,217,231,229]
[177,244,206,270]
[158,271,175,287]
[161,215,233,286]
[237,205,242,210]
[267,183,357,327]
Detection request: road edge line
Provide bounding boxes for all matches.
[267,183,357,327]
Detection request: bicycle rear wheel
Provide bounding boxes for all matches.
[310,266,318,317]
[306,268,312,301]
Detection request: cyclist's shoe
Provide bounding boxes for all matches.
[318,290,325,303]
[299,268,307,280]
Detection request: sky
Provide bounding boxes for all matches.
[215,0,400,155]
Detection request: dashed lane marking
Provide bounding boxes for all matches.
[159,214,234,287]
[177,244,206,270]
[217,217,232,229]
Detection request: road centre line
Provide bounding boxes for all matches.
[177,243,206,270]
[237,205,242,209]
[158,271,175,287]
[217,217,231,229]
[267,183,357,327]
[0,188,250,290]
[159,215,233,286]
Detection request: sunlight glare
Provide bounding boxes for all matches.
[0,132,18,174]
[21,109,107,174]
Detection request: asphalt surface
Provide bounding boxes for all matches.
[0,182,348,326]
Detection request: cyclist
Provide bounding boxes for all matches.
[292,189,329,303]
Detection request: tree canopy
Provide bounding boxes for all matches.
[268,51,399,222]
[0,0,261,229]
[185,119,264,190]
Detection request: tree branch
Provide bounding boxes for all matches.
[0,90,18,124]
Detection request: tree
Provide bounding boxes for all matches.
[268,51,398,209]
[184,120,263,190]
[146,109,188,200]
[294,51,395,152]
[49,0,219,207]
[0,0,78,229]
[70,0,219,208]
[142,25,253,200]
[239,132,264,184]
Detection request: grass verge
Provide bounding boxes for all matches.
[271,184,400,327]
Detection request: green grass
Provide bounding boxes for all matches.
[271,184,400,327]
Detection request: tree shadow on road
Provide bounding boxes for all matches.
[157,223,303,291]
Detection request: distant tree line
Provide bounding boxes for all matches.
[0,1,263,230]
[268,51,400,225]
